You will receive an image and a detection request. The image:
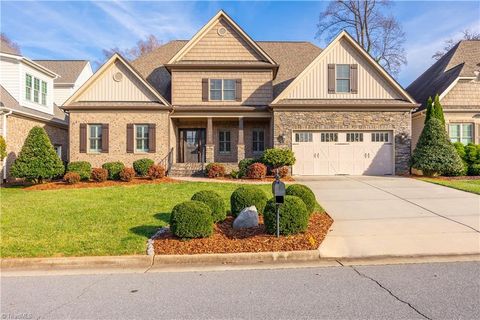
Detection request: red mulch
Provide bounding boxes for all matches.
[153,212,333,255]
[23,177,179,190]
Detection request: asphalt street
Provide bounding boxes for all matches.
[1,261,479,320]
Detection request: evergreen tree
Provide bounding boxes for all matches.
[433,94,445,125]
[10,126,64,183]
[424,96,434,124]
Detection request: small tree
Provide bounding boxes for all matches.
[424,97,434,124]
[0,136,6,161]
[433,94,445,125]
[411,118,464,176]
[10,126,64,183]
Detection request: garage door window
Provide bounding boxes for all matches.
[295,132,313,142]
[346,132,363,142]
[371,132,389,142]
[321,132,338,142]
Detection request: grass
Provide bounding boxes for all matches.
[1,182,278,258]
[419,178,480,195]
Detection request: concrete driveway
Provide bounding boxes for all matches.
[296,176,480,258]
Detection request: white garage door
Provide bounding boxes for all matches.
[292,131,394,176]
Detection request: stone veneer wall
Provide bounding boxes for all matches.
[273,110,412,175]
[69,110,170,167]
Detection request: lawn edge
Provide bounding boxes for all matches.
[418,177,480,195]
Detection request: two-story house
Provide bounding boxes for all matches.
[63,10,417,176]
[408,40,480,148]
[0,39,92,181]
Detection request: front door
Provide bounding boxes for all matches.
[180,129,206,163]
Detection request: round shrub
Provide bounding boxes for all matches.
[247,162,267,179]
[191,190,226,223]
[119,167,135,182]
[276,166,289,178]
[263,196,309,236]
[205,163,226,178]
[170,201,213,238]
[238,158,258,177]
[147,164,166,180]
[261,148,296,169]
[102,162,125,180]
[230,186,268,217]
[133,158,154,176]
[286,184,316,215]
[469,163,480,176]
[67,161,92,180]
[63,172,80,184]
[91,168,108,182]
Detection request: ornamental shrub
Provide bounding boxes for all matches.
[469,163,480,176]
[411,118,464,177]
[205,163,225,178]
[275,166,290,178]
[230,186,268,217]
[91,168,108,182]
[119,167,135,182]
[286,184,317,215]
[63,172,80,184]
[424,96,434,124]
[464,143,479,165]
[238,158,258,177]
[230,170,240,179]
[10,126,64,183]
[261,148,295,169]
[247,162,267,179]
[433,94,445,125]
[191,190,226,222]
[0,135,6,161]
[147,164,165,179]
[263,196,309,236]
[453,142,466,160]
[102,162,125,180]
[170,201,213,238]
[67,161,92,180]
[133,158,154,176]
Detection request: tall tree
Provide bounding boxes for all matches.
[101,34,162,62]
[424,96,435,124]
[316,0,406,77]
[0,33,21,54]
[432,29,480,60]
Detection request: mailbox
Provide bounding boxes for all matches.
[272,178,286,204]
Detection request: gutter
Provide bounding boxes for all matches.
[0,107,13,181]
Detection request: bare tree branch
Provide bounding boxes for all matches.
[432,29,480,60]
[0,33,21,54]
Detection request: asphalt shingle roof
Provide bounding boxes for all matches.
[33,60,89,85]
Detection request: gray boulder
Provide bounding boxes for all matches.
[233,205,259,229]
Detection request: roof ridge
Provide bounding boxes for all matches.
[33,59,89,62]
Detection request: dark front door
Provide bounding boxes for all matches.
[180,129,206,163]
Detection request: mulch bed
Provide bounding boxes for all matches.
[23,177,179,191]
[153,212,333,255]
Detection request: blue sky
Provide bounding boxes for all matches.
[1,0,479,86]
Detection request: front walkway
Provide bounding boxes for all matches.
[296,176,480,258]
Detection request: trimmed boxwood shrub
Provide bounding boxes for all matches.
[247,162,267,179]
[230,186,268,217]
[261,148,295,169]
[286,184,316,215]
[63,172,80,184]
[91,168,108,182]
[119,167,135,182]
[238,158,258,177]
[67,161,92,180]
[133,158,154,176]
[102,162,125,180]
[469,163,480,176]
[205,163,226,178]
[147,164,165,179]
[191,190,226,222]
[170,200,213,238]
[263,196,309,236]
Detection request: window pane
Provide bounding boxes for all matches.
[462,124,472,138]
[336,79,350,93]
[89,125,102,152]
[210,90,222,101]
[336,65,350,78]
[210,79,222,90]
[224,79,235,90]
[223,90,235,100]
[135,125,149,152]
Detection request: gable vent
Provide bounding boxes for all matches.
[217,27,227,36]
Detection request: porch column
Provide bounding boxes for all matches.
[237,117,245,161]
[206,117,214,163]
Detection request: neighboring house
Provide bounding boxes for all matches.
[63,10,418,176]
[408,40,480,148]
[0,39,89,181]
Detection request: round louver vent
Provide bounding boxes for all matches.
[113,72,123,82]
[217,27,227,36]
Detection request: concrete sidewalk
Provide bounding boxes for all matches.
[297,176,480,258]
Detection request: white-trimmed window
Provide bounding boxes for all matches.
[449,123,473,145]
[25,74,32,101]
[252,129,265,153]
[33,78,40,103]
[135,124,149,152]
[219,130,231,153]
[295,132,313,143]
[210,79,236,101]
[54,145,62,159]
[41,81,47,105]
[321,132,338,142]
[336,64,350,93]
[371,132,389,142]
[346,132,363,142]
[88,124,102,153]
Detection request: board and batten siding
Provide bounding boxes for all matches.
[182,19,264,62]
[77,61,157,102]
[286,38,403,100]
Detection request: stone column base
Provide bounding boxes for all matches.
[205,144,214,163]
[237,144,245,162]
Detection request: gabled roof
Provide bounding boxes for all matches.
[33,60,90,85]
[167,10,277,65]
[64,53,170,107]
[407,40,480,110]
[272,31,416,105]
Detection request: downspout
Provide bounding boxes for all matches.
[1,108,13,182]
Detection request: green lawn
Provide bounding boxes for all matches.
[0,182,273,258]
[419,178,480,195]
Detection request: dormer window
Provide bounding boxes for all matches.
[209,79,236,101]
[26,73,47,105]
[25,74,32,100]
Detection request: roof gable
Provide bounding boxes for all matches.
[33,60,90,85]
[64,54,169,106]
[168,10,276,65]
[272,31,415,105]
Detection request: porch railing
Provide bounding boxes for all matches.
[159,147,174,176]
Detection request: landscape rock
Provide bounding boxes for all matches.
[233,206,259,229]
